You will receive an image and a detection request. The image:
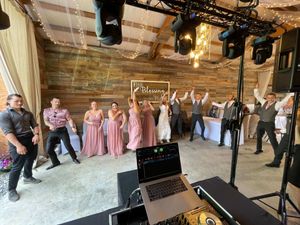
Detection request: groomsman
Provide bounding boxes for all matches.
[43,97,80,170]
[212,93,236,148]
[266,96,293,167]
[190,87,209,141]
[170,90,188,138]
[253,84,293,155]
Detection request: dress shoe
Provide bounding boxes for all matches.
[218,143,224,147]
[254,150,263,155]
[8,189,20,202]
[189,137,193,142]
[24,177,42,184]
[73,158,80,164]
[265,162,280,168]
[201,135,206,141]
[46,162,60,170]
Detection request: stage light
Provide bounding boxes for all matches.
[171,14,200,55]
[251,35,275,65]
[218,26,236,41]
[219,25,248,59]
[93,0,125,46]
[0,4,10,30]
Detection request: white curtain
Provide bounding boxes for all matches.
[0,0,44,158]
[257,70,272,96]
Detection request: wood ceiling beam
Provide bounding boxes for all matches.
[35,22,223,59]
[148,15,174,59]
[36,1,160,33]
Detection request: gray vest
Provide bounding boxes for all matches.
[172,100,181,115]
[223,102,235,120]
[192,101,203,115]
[260,102,278,122]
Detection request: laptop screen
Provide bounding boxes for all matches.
[136,143,182,183]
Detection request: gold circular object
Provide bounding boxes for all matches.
[199,212,222,225]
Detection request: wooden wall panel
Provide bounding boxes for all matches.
[42,42,258,132]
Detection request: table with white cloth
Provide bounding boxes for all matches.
[194,116,244,146]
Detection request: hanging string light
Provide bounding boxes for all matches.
[117,10,149,59]
[31,0,87,48]
[189,23,211,68]
[260,0,300,8]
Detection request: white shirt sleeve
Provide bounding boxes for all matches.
[275,93,294,111]
[254,88,266,105]
[212,101,226,109]
[170,92,176,105]
[179,92,188,102]
[190,90,195,104]
[201,92,209,105]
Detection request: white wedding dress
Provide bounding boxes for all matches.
[156,104,171,142]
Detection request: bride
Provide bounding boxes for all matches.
[156,92,171,143]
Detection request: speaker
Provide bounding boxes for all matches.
[272,28,300,93]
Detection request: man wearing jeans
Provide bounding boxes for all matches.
[43,97,80,170]
[0,94,41,202]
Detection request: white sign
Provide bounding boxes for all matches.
[131,80,170,103]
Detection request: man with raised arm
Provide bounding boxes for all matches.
[190,87,209,142]
[253,84,293,155]
[170,90,188,139]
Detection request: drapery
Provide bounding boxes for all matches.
[0,0,44,159]
[257,70,272,96]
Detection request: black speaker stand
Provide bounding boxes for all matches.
[250,92,300,225]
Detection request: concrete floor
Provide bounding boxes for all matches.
[0,137,299,225]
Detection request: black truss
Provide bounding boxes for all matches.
[125,0,276,36]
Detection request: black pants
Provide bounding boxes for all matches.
[256,121,278,152]
[190,113,205,138]
[171,113,183,136]
[220,118,234,148]
[46,127,77,165]
[273,133,289,164]
[8,134,38,191]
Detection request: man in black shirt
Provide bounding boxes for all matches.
[0,94,41,202]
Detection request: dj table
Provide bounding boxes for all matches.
[61,170,281,225]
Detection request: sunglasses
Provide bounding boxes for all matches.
[53,111,57,118]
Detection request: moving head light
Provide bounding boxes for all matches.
[93,0,125,46]
[171,14,200,55]
[251,36,275,65]
[219,25,248,59]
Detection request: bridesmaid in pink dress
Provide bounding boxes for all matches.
[127,87,142,151]
[107,102,127,158]
[142,100,157,147]
[81,101,106,157]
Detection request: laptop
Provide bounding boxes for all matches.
[136,142,204,225]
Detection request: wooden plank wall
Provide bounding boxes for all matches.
[41,42,258,132]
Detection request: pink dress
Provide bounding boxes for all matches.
[127,107,142,150]
[81,112,106,157]
[142,107,157,147]
[107,112,124,157]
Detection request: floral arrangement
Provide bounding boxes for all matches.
[0,155,12,172]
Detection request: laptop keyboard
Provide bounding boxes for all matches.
[146,177,188,201]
